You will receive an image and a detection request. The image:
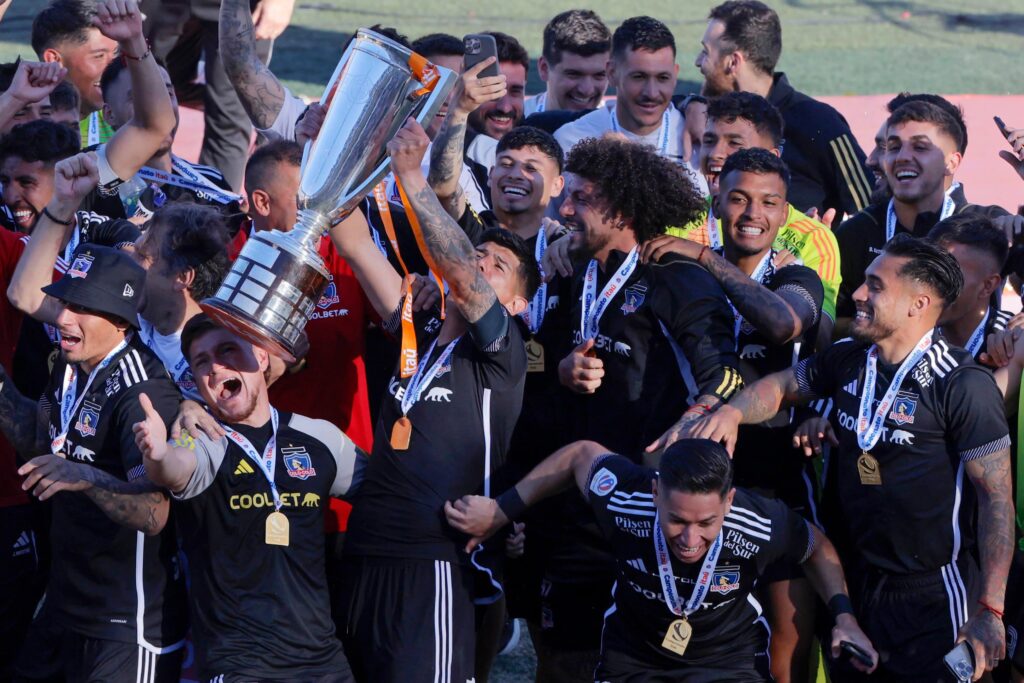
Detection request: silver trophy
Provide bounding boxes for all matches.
[201,29,456,361]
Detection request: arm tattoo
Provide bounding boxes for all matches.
[219,0,286,129]
[0,372,46,457]
[702,251,800,344]
[966,449,1014,606]
[82,468,166,535]
[427,116,469,219]
[730,370,799,424]
[407,185,496,321]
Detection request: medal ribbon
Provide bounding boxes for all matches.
[580,247,640,341]
[138,321,201,400]
[373,182,422,379]
[884,182,959,242]
[135,158,241,205]
[706,201,722,250]
[653,512,723,617]
[524,227,548,334]
[857,330,933,452]
[964,308,990,358]
[399,336,461,416]
[223,408,282,510]
[87,111,100,147]
[394,176,446,320]
[534,92,547,114]
[51,336,130,454]
[611,106,671,157]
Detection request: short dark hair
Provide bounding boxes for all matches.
[542,10,611,65]
[706,91,784,148]
[148,204,231,301]
[0,119,80,166]
[883,234,964,307]
[496,126,563,173]
[707,1,782,75]
[566,137,705,243]
[887,101,965,155]
[719,146,790,191]
[411,33,464,59]
[245,140,302,195]
[367,24,410,49]
[927,213,1008,272]
[479,227,540,301]
[659,439,734,498]
[886,93,967,154]
[50,80,79,112]
[611,16,676,60]
[180,312,221,363]
[32,0,94,57]
[485,32,529,71]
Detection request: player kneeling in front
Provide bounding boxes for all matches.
[133,314,365,682]
[446,438,877,681]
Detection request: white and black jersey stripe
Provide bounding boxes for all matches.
[923,339,959,378]
[607,490,656,518]
[723,505,774,542]
[118,349,150,388]
[433,560,454,683]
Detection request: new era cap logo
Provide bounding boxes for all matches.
[234,460,254,476]
[122,283,134,297]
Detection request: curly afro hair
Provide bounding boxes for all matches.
[565,137,705,243]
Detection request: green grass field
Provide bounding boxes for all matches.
[0,0,1022,99]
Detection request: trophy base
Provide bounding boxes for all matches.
[201,230,330,363]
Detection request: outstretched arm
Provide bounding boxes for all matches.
[445,440,608,551]
[428,58,505,219]
[327,208,405,320]
[389,118,497,323]
[93,0,176,180]
[133,393,198,494]
[220,0,287,130]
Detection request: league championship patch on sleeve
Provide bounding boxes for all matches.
[589,467,618,497]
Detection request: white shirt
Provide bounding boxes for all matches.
[554,105,708,195]
[138,317,201,401]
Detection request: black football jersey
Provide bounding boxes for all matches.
[586,455,812,668]
[795,332,1009,574]
[42,333,187,647]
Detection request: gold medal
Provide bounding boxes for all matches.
[661,618,692,656]
[525,338,545,373]
[391,416,412,451]
[265,510,290,546]
[857,452,882,485]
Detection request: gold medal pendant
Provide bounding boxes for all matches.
[857,452,882,485]
[391,416,412,451]
[525,338,545,373]
[265,510,290,546]
[661,618,692,656]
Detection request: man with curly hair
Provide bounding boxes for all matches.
[530,136,742,680]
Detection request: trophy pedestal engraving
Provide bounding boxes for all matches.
[199,29,455,361]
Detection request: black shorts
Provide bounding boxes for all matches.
[338,556,475,683]
[828,559,978,682]
[205,673,351,683]
[14,612,183,683]
[596,645,770,682]
[0,503,47,679]
[539,576,614,651]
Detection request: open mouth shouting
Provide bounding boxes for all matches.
[215,376,243,402]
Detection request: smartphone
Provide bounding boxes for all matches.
[463,33,500,79]
[840,641,873,668]
[995,115,1011,139]
[943,641,975,682]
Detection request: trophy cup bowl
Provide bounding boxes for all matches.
[200,29,456,362]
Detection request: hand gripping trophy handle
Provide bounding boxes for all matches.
[200,29,456,362]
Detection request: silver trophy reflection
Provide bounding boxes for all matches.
[201,29,456,361]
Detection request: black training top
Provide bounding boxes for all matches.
[42,332,187,647]
[795,332,1009,574]
[767,72,873,221]
[834,184,1008,319]
[345,298,527,565]
[172,412,364,679]
[586,454,812,668]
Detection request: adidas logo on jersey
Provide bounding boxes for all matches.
[843,380,858,396]
[11,531,32,558]
[234,460,255,476]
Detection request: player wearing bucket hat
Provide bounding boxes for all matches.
[0,243,187,680]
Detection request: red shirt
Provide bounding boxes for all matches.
[0,228,29,507]
[231,229,373,531]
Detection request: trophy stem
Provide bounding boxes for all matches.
[290,208,331,248]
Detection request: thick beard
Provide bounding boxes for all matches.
[850,317,897,344]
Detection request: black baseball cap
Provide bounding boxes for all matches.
[42,243,145,327]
